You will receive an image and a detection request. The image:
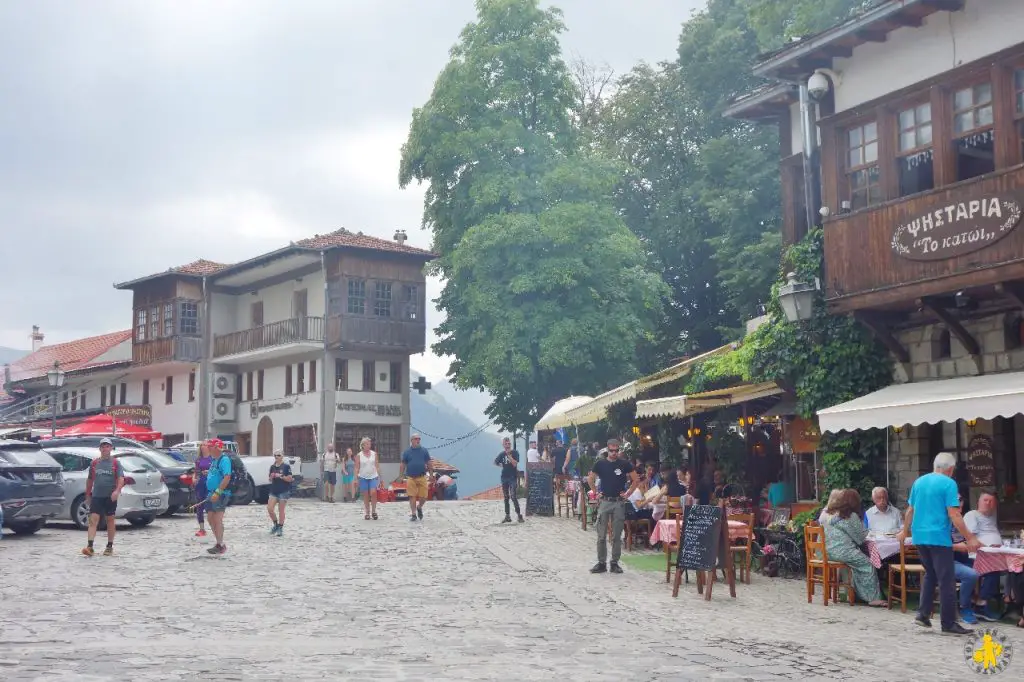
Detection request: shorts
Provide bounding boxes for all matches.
[342,473,355,485]
[406,475,429,499]
[89,496,117,517]
[208,493,230,512]
[358,477,379,493]
[269,489,291,501]
[323,471,337,485]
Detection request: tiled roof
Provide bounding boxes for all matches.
[296,228,435,257]
[465,484,504,501]
[7,330,132,383]
[173,259,230,276]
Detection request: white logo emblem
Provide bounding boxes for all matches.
[614,468,622,476]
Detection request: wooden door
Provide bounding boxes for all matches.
[283,424,317,462]
[293,289,308,318]
[235,432,252,456]
[256,416,273,456]
[251,301,264,328]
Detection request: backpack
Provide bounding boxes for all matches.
[215,454,245,497]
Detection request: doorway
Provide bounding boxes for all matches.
[235,432,252,456]
[257,416,273,456]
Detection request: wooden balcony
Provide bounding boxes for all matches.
[132,336,203,365]
[824,165,1024,313]
[327,314,425,352]
[213,316,324,358]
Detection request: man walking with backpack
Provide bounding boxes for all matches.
[82,438,125,557]
[205,438,234,555]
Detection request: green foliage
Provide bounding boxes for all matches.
[789,507,821,544]
[656,420,682,466]
[708,430,749,491]
[683,341,758,394]
[820,432,887,501]
[747,0,879,49]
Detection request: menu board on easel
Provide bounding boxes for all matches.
[672,502,736,600]
[525,461,554,516]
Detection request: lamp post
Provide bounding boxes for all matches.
[46,361,65,437]
[777,272,818,323]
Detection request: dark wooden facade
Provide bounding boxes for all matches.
[130,277,204,365]
[132,336,204,365]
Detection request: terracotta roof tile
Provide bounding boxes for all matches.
[465,484,505,501]
[8,330,132,383]
[296,228,435,257]
[173,259,230,276]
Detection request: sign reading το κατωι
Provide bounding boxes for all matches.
[890,194,1022,261]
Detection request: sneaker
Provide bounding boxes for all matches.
[270,524,279,535]
[517,515,525,523]
[914,615,932,628]
[81,546,94,557]
[977,605,1002,622]
[410,515,418,522]
[102,546,113,556]
[589,563,607,574]
[207,544,225,555]
[417,507,423,520]
[195,529,207,537]
[274,526,283,537]
[960,608,979,625]
[942,623,974,635]
[609,562,623,574]
[501,516,512,524]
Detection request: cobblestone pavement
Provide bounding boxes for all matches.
[2,499,1021,681]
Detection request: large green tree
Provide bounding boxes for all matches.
[400,0,666,433]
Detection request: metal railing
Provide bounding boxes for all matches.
[213,316,324,357]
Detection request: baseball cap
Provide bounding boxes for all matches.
[99,438,113,446]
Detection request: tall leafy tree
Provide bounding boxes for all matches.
[400,0,666,433]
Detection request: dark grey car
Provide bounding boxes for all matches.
[0,441,64,535]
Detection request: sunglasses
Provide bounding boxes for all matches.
[608,448,619,453]
[274,454,283,458]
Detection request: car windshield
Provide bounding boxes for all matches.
[140,451,186,468]
[115,455,158,473]
[0,448,60,467]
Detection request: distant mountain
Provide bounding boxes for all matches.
[0,347,28,365]
[432,378,500,434]
[410,371,504,497]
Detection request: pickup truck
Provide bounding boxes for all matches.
[167,441,303,505]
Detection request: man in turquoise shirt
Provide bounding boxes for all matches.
[899,451,981,635]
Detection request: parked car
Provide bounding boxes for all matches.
[159,442,284,505]
[115,448,194,516]
[0,440,64,535]
[173,440,239,462]
[44,447,169,529]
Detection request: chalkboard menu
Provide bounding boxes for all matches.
[677,504,724,571]
[526,462,554,516]
[967,434,995,487]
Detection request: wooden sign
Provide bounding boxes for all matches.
[672,501,736,600]
[966,434,996,488]
[525,461,554,516]
[890,193,1022,261]
[106,404,152,427]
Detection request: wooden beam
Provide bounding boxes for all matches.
[995,282,1024,312]
[917,297,980,356]
[822,44,854,58]
[856,30,889,43]
[851,312,911,364]
[922,0,965,11]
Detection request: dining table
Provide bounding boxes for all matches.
[971,546,1024,575]
[649,518,751,546]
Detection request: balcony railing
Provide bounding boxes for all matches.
[213,316,324,358]
[823,165,1024,313]
[132,336,203,365]
[327,314,425,352]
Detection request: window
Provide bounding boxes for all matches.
[100,386,107,407]
[362,361,375,391]
[390,361,401,393]
[180,301,199,335]
[110,385,117,406]
[189,371,196,402]
[142,379,150,406]
[165,376,173,405]
[348,279,366,315]
[932,328,952,360]
[335,359,348,390]
[845,121,880,209]
[246,372,253,402]
[285,365,293,396]
[119,383,127,405]
[251,301,264,328]
[309,360,317,392]
[136,309,147,342]
[402,285,418,320]
[374,281,392,317]
[953,82,995,181]
[62,391,68,411]
[150,306,159,339]
[896,102,934,197]
[163,303,174,337]
[80,390,86,410]
[297,362,305,393]
[257,369,265,400]
[71,391,78,411]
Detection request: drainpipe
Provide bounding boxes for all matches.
[199,276,211,439]
[798,82,823,232]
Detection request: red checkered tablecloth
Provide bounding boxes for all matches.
[649,519,750,546]
[972,547,1024,575]
[864,537,904,569]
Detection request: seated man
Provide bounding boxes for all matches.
[964,493,1005,622]
[436,473,458,500]
[864,486,903,533]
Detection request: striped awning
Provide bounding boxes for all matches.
[635,382,784,420]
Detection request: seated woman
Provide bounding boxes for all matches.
[818,489,843,524]
[822,488,886,607]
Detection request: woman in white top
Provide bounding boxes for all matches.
[354,437,381,520]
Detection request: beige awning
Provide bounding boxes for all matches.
[534,395,595,431]
[817,371,1024,433]
[635,382,784,420]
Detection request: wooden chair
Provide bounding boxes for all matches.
[625,518,653,551]
[887,542,925,613]
[727,512,754,584]
[804,524,854,606]
[664,511,684,583]
[664,496,683,520]
[555,476,573,517]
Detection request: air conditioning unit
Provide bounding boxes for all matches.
[212,373,235,397]
[212,398,236,423]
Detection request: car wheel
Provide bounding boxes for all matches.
[10,520,45,535]
[72,495,90,530]
[162,505,180,517]
[255,486,269,505]
[128,516,155,527]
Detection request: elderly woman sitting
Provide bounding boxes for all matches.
[822,488,886,607]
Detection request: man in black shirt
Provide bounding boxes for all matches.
[587,439,640,574]
[551,440,568,476]
[494,437,524,523]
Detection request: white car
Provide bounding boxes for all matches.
[44,447,169,530]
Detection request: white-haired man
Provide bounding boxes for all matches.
[899,452,981,635]
[864,487,903,533]
[963,493,1006,622]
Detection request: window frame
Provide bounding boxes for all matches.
[362,361,375,392]
[373,281,392,318]
[347,278,366,315]
[842,117,882,210]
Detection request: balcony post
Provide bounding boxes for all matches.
[198,276,212,440]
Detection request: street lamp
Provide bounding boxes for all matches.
[46,361,65,437]
[778,272,818,323]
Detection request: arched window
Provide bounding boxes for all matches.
[931,327,952,360]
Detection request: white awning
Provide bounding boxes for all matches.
[635,382,784,420]
[817,371,1024,433]
[534,395,594,431]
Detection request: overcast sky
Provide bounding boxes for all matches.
[0,0,704,380]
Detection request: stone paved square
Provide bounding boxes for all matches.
[2,499,1021,680]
